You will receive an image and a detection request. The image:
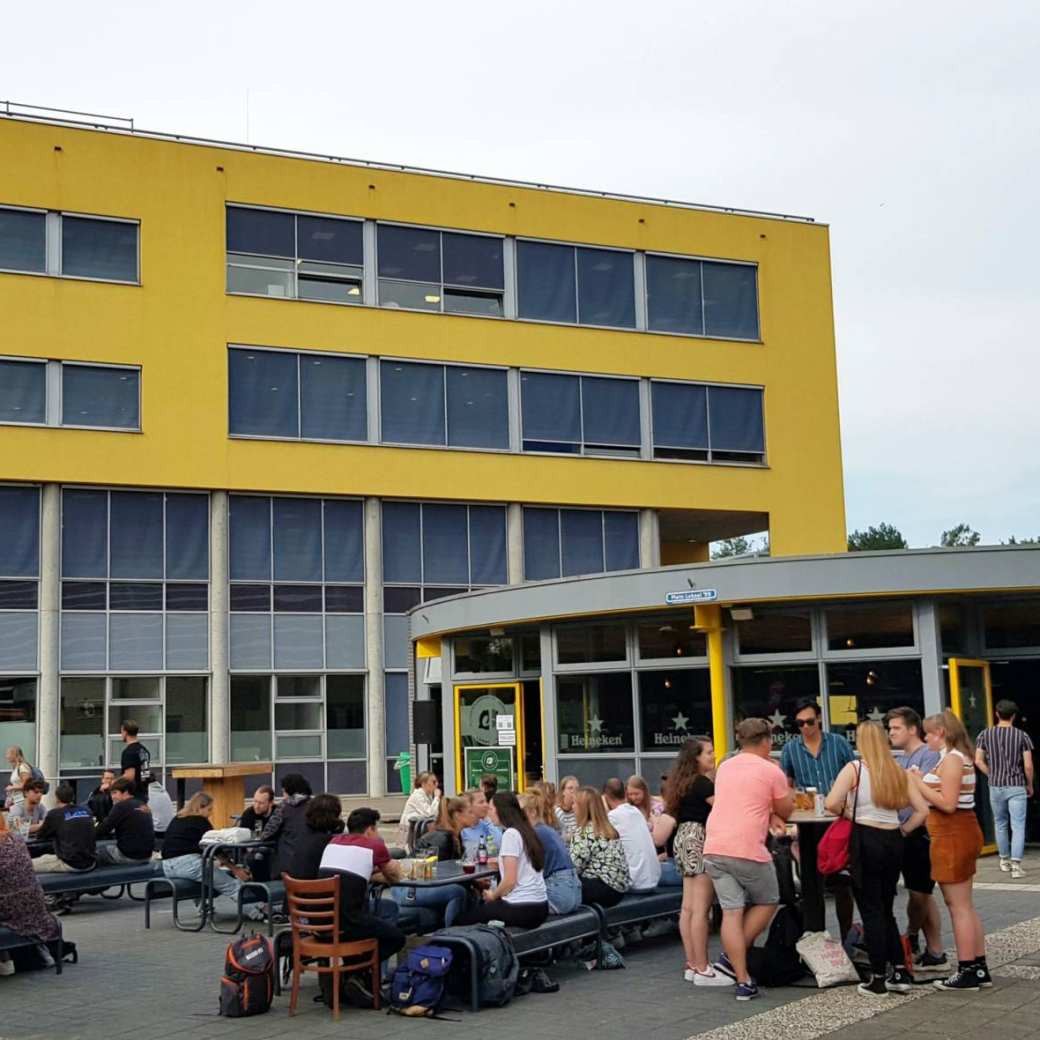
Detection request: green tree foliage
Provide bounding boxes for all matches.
[940,524,981,547]
[1003,536,1040,545]
[712,535,769,559]
[847,524,908,551]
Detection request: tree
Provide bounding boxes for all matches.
[940,524,981,547]
[847,524,908,551]
[1003,536,1040,545]
[712,535,769,559]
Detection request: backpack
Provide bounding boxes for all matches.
[746,904,809,987]
[387,944,453,1017]
[219,935,274,1017]
[434,925,519,1007]
[769,835,799,908]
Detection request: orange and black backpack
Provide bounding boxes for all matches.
[219,935,274,1017]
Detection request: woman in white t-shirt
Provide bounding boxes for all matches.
[457,792,548,929]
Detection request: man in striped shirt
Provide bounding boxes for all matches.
[975,700,1035,879]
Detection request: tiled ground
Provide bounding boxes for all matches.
[2,852,1038,1040]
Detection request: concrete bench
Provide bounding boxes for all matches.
[0,923,68,975]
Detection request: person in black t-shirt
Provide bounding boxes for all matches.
[32,783,97,873]
[119,721,152,803]
[287,794,344,880]
[94,777,155,864]
[88,770,116,824]
[239,785,276,881]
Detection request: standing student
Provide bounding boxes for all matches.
[704,718,794,1002]
[975,699,1035,879]
[287,794,345,881]
[118,721,153,803]
[826,722,929,997]
[260,774,313,878]
[886,707,948,975]
[664,738,728,986]
[909,710,990,992]
[604,778,661,890]
[554,775,580,838]
[569,786,630,907]
[456,792,548,929]
[4,746,33,809]
[94,777,156,864]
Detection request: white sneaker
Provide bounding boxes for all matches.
[0,959,14,976]
[692,967,734,987]
[1011,861,1026,879]
[999,857,1011,873]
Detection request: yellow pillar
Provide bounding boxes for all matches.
[694,605,730,754]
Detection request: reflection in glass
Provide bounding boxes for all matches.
[825,660,924,746]
[165,677,208,764]
[556,672,634,753]
[327,675,366,759]
[737,609,813,655]
[556,623,627,665]
[455,636,513,673]
[982,600,1040,649]
[639,670,712,752]
[637,616,707,659]
[825,604,914,651]
[230,675,272,762]
[731,664,821,749]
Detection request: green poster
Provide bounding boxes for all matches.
[464,746,515,791]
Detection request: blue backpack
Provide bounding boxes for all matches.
[388,944,453,1017]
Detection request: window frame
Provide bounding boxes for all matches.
[522,505,640,581]
[59,360,142,433]
[0,355,48,428]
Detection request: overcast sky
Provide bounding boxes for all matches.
[5,1,1037,547]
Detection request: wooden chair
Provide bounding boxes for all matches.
[282,873,381,1019]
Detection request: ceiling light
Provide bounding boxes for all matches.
[730,607,754,621]
[347,287,360,295]
[425,294,441,303]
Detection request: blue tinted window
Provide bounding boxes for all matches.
[0,208,45,273]
[523,508,561,581]
[521,372,580,451]
[442,232,503,290]
[703,262,759,339]
[165,494,209,580]
[229,496,271,581]
[228,349,298,438]
[517,241,576,323]
[323,500,364,583]
[445,366,508,449]
[0,485,39,577]
[604,511,639,571]
[646,255,703,334]
[382,502,422,583]
[62,489,108,578]
[62,365,139,429]
[576,248,635,328]
[708,386,765,453]
[581,377,641,449]
[652,382,708,450]
[377,225,440,282]
[469,506,507,586]
[299,354,367,441]
[296,215,362,265]
[0,360,46,425]
[561,510,604,577]
[61,217,138,282]
[272,497,322,582]
[380,361,445,446]
[110,491,163,579]
[227,207,294,257]
[421,504,469,585]
[109,582,163,611]
[385,673,410,762]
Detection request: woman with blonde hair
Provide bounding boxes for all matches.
[908,710,989,991]
[625,774,663,825]
[522,790,581,914]
[569,786,630,907]
[826,721,929,996]
[554,775,580,838]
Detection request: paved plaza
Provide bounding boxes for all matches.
[3,853,1040,1040]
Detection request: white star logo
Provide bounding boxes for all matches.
[968,694,977,710]
[866,706,885,723]
[588,715,604,734]
[671,711,689,732]
[768,710,787,730]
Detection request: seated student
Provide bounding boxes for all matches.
[0,812,60,977]
[522,790,581,915]
[653,774,682,887]
[148,781,176,835]
[94,777,156,865]
[399,772,440,846]
[554,775,580,839]
[286,794,344,880]
[456,792,549,929]
[31,783,97,874]
[461,788,504,855]
[319,808,406,1003]
[604,777,662,890]
[88,770,115,824]
[239,785,276,881]
[161,792,264,921]
[626,775,664,825]
[7,779,47,833]
[394,797,475,928]
[260,774,313,878]
[570,786,630,908]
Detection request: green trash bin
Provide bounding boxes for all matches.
[393,750,412,794]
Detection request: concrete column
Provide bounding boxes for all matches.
[38,484,60,793]
[539,624,558,783]
[507,503,524,584]
[639,508,660,569]
[209,491,229,764]
[917,599,946,715]
[364,498,386,797]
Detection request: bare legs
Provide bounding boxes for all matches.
[719,904,777,984]
[939,880,984,963]
[907,890,943,954]
[679,873,715,971]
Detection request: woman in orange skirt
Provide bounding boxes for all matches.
[909,710,988,991]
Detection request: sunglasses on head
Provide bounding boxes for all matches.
[795,718,818,728]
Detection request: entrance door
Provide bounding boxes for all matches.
[949,658,995,852]
[453,683,525,793]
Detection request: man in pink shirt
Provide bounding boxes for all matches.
[704,717,794,1001]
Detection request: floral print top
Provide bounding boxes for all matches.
[568,824,631,893]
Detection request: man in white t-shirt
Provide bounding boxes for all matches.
[604,777,661,890]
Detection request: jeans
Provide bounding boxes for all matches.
[392,883,469,928]
[657,859,683,887]
[96,842,151,866]
[162,854,262,920]
[990,786,1029,861]
[851,827,904,976]
[545,868,581,914]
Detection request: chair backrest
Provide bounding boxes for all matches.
[282,873,340,940]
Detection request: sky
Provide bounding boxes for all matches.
[4,0,1038,547]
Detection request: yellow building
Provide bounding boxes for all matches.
[0,107,845,798]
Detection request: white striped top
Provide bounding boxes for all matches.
[923,748,975,810]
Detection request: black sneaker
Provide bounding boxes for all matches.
[857,975,888,997]
[344,975,376,1009]
[975,964,993,988]
[934,967,980,991]
[885,968,913,993]
[532,968,560,994]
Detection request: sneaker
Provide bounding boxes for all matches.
[0,959,14,977]
[642,918,675,939]
[886,968,913,993]
[975,963,993,988]
[693,967,734,987]
[913,950,949,977]
[999,857,1011,873]
[858,975,888,996]
[532,968,560,994]
[344,975,376,1009]
[734,980,759,1001]
[934,967,980,991]
[1011,861,1026,879]
[713,952,737,980]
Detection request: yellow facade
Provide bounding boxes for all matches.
[0,116,845,555]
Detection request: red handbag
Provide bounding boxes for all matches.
[817,764,860,875]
